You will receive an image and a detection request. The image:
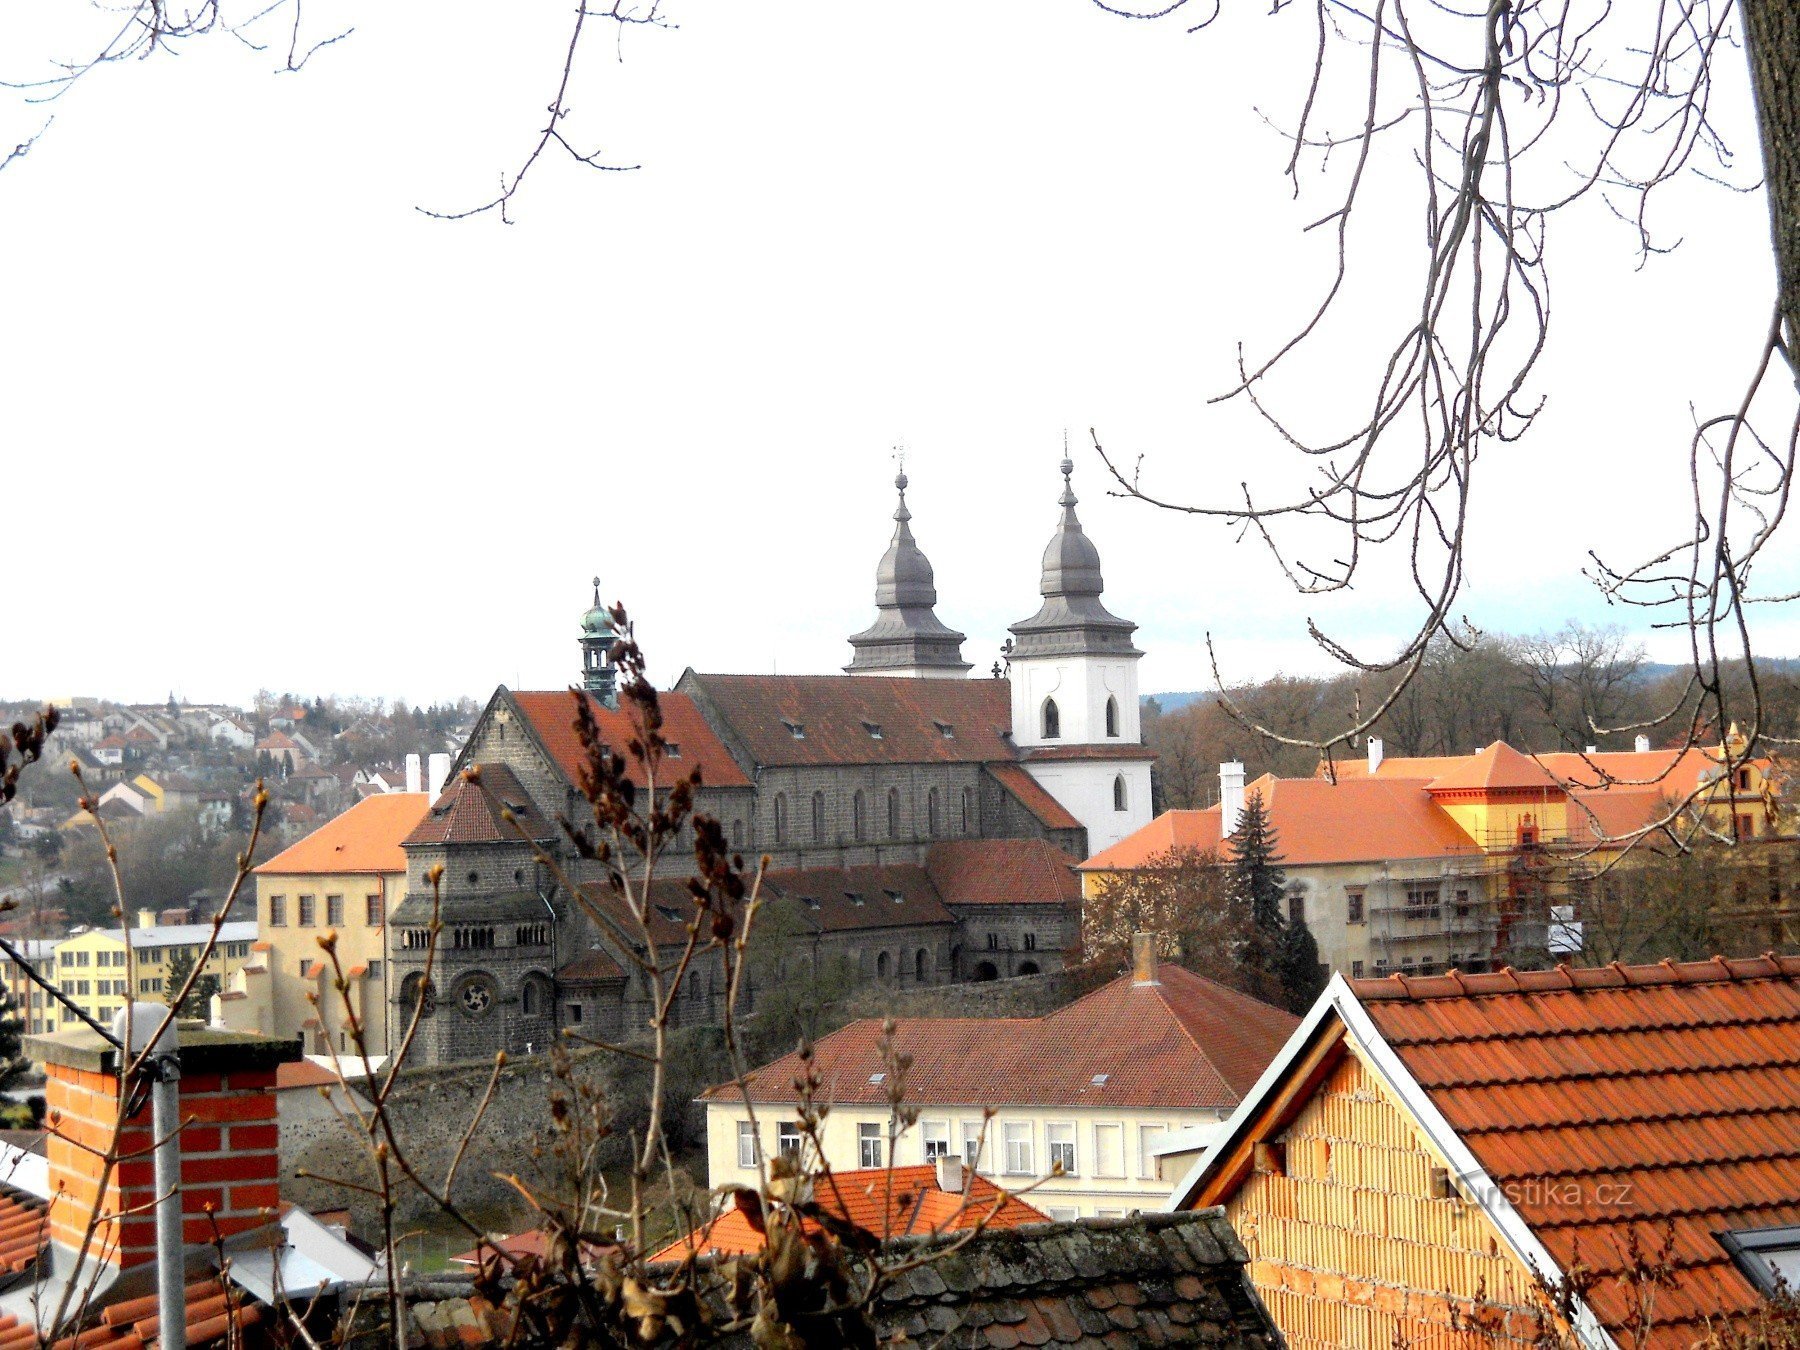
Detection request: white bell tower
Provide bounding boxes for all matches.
[1006,458,1153,857]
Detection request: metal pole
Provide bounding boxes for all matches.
[152,1052,185,1350]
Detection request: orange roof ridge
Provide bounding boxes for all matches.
[1354,953,1800,1000]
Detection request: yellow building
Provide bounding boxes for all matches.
[50,912,259,1031]
[251,792,430,1058]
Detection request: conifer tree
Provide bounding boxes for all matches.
[1227,791,1324,1011]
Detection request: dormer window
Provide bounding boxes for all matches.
[665,742,682,758]
[1042,698,1061,740]
[655,905,684,924]
[782,719,806,740]
[934,721,955,739]
[885,889,905,904]
[800,894,820,910]
[845,891,865,906]
[862,721,883,739]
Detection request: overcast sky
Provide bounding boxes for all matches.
[1,1,1789,707]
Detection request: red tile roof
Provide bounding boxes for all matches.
[680,673,1016,767]
[80,1273,262,1350]
[557,949,626,982]
[1421,741,1563,793]
[0,1181,48,1278]
[507,689,750,790]
[1353,954,1800,1344]
[254,793,430,876]
[985,763,1083,832]
[403,764,553,848]
[924,839,1080,907]
[1020,743,1156,762]
[758,863,957,933]
[275,1060,340,1091]
[648,1164,1047,1263]
[711,965,1297,1110]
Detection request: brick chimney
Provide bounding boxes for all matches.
[31,1022,299,1268]
[1131,932,1160,987]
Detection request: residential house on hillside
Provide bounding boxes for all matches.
[703,938,1298,1219]
[1168,955,1800,1349]
[1085,735,1789,980]
[256,728,318,769]
[49,914,258,1033]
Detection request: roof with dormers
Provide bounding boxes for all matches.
[505,688,751,790]
[924,838,1081,907]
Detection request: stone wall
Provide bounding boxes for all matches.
[841,962,1109,1021]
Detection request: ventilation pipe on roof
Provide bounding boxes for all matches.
[1635,734,1651,754]
[405,753,422,794]
[1131,932,1161,987]
[1367,737,1383,774]
[1220,762,1246,837]
[427,752,451,801]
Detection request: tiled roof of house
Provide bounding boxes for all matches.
[1083,773,1480,871]
[1336,744,1731,799]
[680,673,1016,767]
[1352,954,1800,1343]
[255,793,430,875]
[1020,743,1157,763]
[404,764,554,848]
[1421,740,1562,793]
[985,763,1083,832]
[507,689,751,790]
[80,1272,261,1350]
[648,1165,1047,1263]
[924,838,1081,907]
[556,949,626,983]
[0,1180,47,1277]
[711,964,1297,1110]
[757,864,957,933]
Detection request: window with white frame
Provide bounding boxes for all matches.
[1046,1122,1077,1176]
[736,1120,759,1169]
[961,1121,985,1170]
[922,1121,950,1161]
[776,1121,801,1160]
[1093,1123,1124,1178]
[1047,1206,1080,1223]
[858,1122,884,1169]
[1138,1124,1168,1180]
[1002,1121,1033,1176]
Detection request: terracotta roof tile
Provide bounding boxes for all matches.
[985,764,1083,833]
[648,1164,1047,1263]
[924,839,1081,907]
[404,764,553,848]
[556,949,625,983]
[508,689,750,790]
[711,966,1296,1111]
[78,1273,261,1350]
[254,793,430,876]
[681,673,1016,767]
[1353,954,1800,1343]
[758,863,957,933]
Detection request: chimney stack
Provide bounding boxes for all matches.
[404,752,422,794]
[135,909,156,931]
[1219,762,1246,836]
[1367,737,1383,774]
[1635,734,1651,754]
[426,752,451,801]
[1584,745,1598,756]
[935,1154,965,1195]
[1131,932,1160,987]
[32,1021,298,1272]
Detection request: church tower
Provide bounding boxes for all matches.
[580,578,619,707]
[846,470,972,678]
[1007,457,1154,855]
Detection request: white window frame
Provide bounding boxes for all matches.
[922,1120,950,1161]
[858,1121,884,1169]
[1046,1122,1077,1177]
[1047,1206,1080,1223]
[961,1121,986,1170]
[776,1121,801,1159]
[1002,1121,1034,1177]
[736,1120,759,1169]
[1137,1124,1168,1181]
[1092,1123,1124,1178]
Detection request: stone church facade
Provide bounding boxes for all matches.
[387,461,1156,1064]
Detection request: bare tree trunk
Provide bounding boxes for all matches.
[1742,0,1800,366]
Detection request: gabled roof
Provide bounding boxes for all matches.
[1083,773,1479,871]
[756,864,957,933]
[924,838,1080,907]
[1173,956,1800,1347]
[505,689,750,790]
[1423,740,1562,793]
[709,964,1297,1110]
[404,764,553,848]
[648,1164,1046,1263]
[254,793,430,876]
[679,673,1015,767]
[984,763,1083,832]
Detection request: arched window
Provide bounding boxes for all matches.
[960,786,974,834]
[853,790,867,842]
[400,973,436,1021]
[811,790,826,841]
[1105,695,1120,738]
[1042,698,1061,740]
[915,949,929,982]
[876,951,891,981]
[1112,775,1128,811]
[887,787,901,837]
[927,787,941,838]
[773,793,788,844]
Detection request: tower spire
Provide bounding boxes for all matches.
[579,577,619,706]
[1008,455,1138,658]
[846,463,971,678]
